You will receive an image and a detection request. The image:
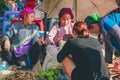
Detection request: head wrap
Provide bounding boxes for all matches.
[20,7,34,18]
[58,8,74,19]
[85,13,101,28]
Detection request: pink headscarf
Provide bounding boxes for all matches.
[20,7,34,19]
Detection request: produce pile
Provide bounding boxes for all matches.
[38,66,60,80]
[2,71,39,80]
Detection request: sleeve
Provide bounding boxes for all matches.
[2,24,15,42]
[102,16,117,31]
[46,24,58,45]
[57,40,72,63]
[102,14,120,49]
[101,19,114,63]
[32,25,40,44]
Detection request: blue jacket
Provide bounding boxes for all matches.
[101,13,120,50]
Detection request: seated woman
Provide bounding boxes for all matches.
[42,8,74,70]
[57,21,110,80]
[46,8,74,49]
[1,7,42,68]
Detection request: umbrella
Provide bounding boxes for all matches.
[38,0,118,19]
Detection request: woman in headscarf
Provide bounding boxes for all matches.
[1,7,42,68]
[42,8,75,70]
[85,13,120,67]
[46,8,74,48]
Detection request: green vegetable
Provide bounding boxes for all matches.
[48,77,54,80]
[38,66,59,80]
[38,72,46,79]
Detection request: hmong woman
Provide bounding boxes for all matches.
[1,7,42,68]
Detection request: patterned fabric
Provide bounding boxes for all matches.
[2,21,40,53]
[59,8,74,19]
[46,23,74,47]
[101,13,120,63]
[7,1,17,11]
[101,13,120,50]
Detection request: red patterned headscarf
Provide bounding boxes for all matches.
[59,8,74,19]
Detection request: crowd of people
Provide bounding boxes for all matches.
[1,0,120,80]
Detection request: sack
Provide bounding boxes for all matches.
[42,45,60,71]
[32,60,42,75]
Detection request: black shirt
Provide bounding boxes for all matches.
[57,37,109,80]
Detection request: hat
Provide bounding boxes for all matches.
[20,7,34,18]
[85,13,101,28]
[58,8,74,19]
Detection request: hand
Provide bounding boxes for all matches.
[38,39,46,45]
[4,39,11,51]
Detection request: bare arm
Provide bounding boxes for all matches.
[62,56,75,78]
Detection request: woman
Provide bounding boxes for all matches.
[46,8,74,48]
[57,21,110,80]
[42,8,74,70]
[85,13,120,65]
[1,7,42,68]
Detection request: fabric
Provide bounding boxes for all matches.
[7,1,17,11]
[38,0,118,19]
[101,13,120,63]
[14,39,32,57]
[101,13,120,50]
[1,41,42,66]
[59,8,74,19]
[57,37,110,80]
[101,27,114,63]
[85,14,101,28]
[46,23,74,47]
[19,7,34,18]
[86,13,120,63]
[11,1,17,11]
[2,22,40,48]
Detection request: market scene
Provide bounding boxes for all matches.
[0,0,120,80]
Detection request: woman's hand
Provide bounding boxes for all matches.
[38,39,46,45]
[4,39,11,51]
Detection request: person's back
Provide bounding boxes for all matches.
[58,37,109,80]
[57,21,110,80]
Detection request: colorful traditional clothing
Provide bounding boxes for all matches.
[46,23,74,47]
[1,21,41,66]
[2,21,40,57]
[85,13,120,63]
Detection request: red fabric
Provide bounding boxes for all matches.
[11,1,18,11]
[26,1,36,9]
